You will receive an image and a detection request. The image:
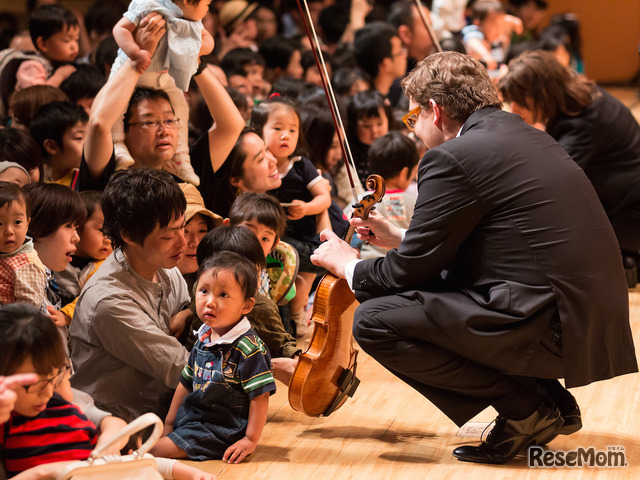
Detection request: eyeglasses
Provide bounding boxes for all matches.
[402,105,421,131]
[23,365,71,394]
[127,117,180,131]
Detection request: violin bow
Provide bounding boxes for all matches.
[296,0,364,204]
[413,0,443,53]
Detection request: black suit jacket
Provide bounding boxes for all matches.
[354,107,637,388]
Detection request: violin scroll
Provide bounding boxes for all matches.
[351,174,386,222]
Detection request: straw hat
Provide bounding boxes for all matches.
[219,1,258,35]
[179,183,223,226]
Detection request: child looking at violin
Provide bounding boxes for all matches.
[151,251,276,463]
[250,95,331,338]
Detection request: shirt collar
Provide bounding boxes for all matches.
[197,317,251,346]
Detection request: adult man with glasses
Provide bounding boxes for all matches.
[78,12,244,192]
[311,51,637,464]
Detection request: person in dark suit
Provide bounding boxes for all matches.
[310,51,638,465]
[498,50,640,285]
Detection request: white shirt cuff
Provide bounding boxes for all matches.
[345,259,363,292]
[401,228,407,241]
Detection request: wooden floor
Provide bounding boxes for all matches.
[183,87,640,479]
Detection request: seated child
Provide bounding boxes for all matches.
[28,4,79,87]
[351,132,419,259]
[151,251,276,463]
[0,182,47,312]
[58,191,114,325]
[193,225,300,383]
[29,101,88,189]
[0,303,216,480]
[110,0,215,185]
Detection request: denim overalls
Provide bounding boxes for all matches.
[168,340,250,460]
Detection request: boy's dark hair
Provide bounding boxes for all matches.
[123,88,174,133]
[84,0,127,39]
[59,64,106,105]
[347,89,395,138]
[78,190,103,231]
[23,183,86,240]
[353,21,397,80]
[0,181,30,217]
[258,35,300,71]
[30,101,88,158]
[387,0,413,30]
[229,192,287,240]
[332,67,372,97]
[197,224,266,271]
[368,131,419,181]
[0,303,67,376]
[318,5,349,45]
[29,4,79,48]
[0,128,42,174]
[220,47,266,74]
[101,169,186,250]
[95,35,119,77]
[197,251,258,301]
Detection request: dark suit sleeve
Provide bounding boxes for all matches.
[354,148,484,301]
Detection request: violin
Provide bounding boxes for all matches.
[289,175,385,416]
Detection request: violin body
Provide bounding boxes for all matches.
[288,274,359,417]
[288,175,385,417]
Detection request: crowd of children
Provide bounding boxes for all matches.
[0,0,604,477]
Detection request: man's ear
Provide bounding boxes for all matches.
[380,57,392,75]
[43,139,60,156]
[120,231,137,248]
[243,296,255,314]
[430,99,442,125]
[397,25,412,47]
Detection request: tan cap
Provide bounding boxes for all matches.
[179,183,223,226]
[219,1,258,35]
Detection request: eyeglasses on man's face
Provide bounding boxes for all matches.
[23,364,71,394]
[402,105,421,131]
[127,117,180,131]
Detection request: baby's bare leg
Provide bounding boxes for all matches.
[150,436,189,459]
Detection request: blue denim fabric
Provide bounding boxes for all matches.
[167,345,249,460]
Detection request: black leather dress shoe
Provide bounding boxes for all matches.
[533,400,582,445]
[452,403,564,464]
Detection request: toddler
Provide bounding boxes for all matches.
[151,251,276,463]
[111,0,214,185]
[28,4,79,87]
[0,182,47,312]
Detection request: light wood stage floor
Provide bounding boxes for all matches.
[184,87,640,479]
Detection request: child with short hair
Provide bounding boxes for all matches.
[250,96,332,337]
[355,131,419,259]
[110,0,215,185]
[152,251,276,463]
[0,182,47,312]
[220,47,268,102]
[29,101,88,189]
[227,191,297,305]
[0,303,217,480]
[28,4,79,87]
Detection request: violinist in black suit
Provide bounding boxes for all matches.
[311,51,637,464]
